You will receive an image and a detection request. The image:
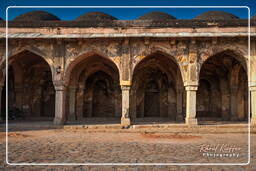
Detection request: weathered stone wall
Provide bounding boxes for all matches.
[0,35,253,124]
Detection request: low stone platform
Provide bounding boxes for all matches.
[1,121,255,134]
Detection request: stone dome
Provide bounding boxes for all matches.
[136,11,176,20]
[13,11,60,21]
[75,12,117,21]
[194,11,239,20]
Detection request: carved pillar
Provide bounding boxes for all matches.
[114,89,120,117]
[221,91,230,120]
[14,85,23,110]
[53,82,66,125]
[68,87,77,121]
[185,39,199,125]
[251,86,256,125]
[76,84,84,120]
[176,88,184,121]
[121,83,131,126]
[167,87,175,120]
[220,79,230,120]
[185,85,198,125]
[230,86,238,121]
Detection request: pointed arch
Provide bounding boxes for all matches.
[65,51,120,86]
[132,50,185,85]
[4,49,55,119]
[65,51,121,122]
[197,49,248,121]
[131,51,184,122]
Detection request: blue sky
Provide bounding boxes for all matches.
[1,0,255,20]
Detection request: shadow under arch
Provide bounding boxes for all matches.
[64,52,121,124]
[1,50,55,121]
[4,46,54,78]
[197,49,248,123]
[132,50,185,85]
[130,51,184,124]
[64,51,120,86]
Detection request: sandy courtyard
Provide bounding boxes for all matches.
[0,128,256,170]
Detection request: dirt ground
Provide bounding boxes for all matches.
[0,128,255,170]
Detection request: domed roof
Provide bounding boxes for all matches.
[13,11,60,21]
[194,11,239,20]
[136,11,176,20]
[75,12,117,21]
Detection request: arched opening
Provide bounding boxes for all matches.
[67,54,121,124]
[5,50,55,121]
[131,52,184,123]
[197,50,248,122]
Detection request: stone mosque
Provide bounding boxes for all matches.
[0,10,255,126]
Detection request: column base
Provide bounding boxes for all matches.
[251,118,256,126]
[54,117,65,125]
[121,117,131,127]
[186,117,198,126]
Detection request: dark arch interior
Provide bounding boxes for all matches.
[3,51,55,121]
[68,55,121,123]
[197,51,248,122]
[130,52,184,123]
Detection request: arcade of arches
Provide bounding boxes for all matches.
[1,49,250,126]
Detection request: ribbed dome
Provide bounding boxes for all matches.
[194,11,238,20]
[13,11,60,21]
[137,11,176,20]
[75,12,117,21]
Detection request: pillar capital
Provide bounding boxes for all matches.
[53,81,66,91]
[250,85,256,92]
[120,80,131,86]
[185,85,198,91]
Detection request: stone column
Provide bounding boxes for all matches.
[114,89,120,117]
[176,88,184,121]
[185,85,198,126]
[14,85,23,110]
[121,83,131,127]
[221,91,230,120]
[76,84,85,120]
[68,87,77,121]
[251,86,256,125]
[220,80,230,121]
[53,83,66,125]
[230,86,238,121]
